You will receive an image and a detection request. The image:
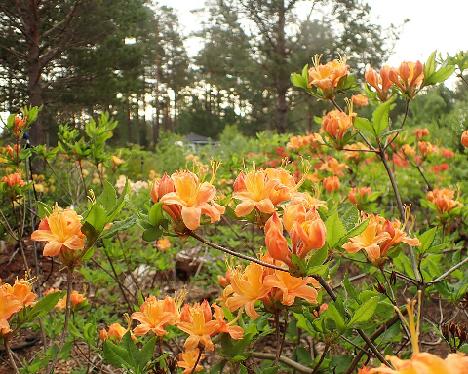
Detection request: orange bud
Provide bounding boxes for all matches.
[461,130,468,148]
[323,176,340,193]
[233,171,246,192]
[291,209,326,257]
[351,94,369,107]
[264,212,291,266]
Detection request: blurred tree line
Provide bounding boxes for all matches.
[0,0,465,146]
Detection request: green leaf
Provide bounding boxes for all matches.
[338,219,369,247]
[338,204,360,231]
[103,340,130,369]
[372,97,395,135]
[97,180,117,212]
[142,227,162,242]
[22,292,64,323]
[85,204,107,233]
[354,117,373,136]
[347,296,379,327]
[424,51,437,78]
[307,246,328,268]
[100,216,137,240]
[322,302,346,330]
[418,227,437,253]
[148,202,164,227]
[325,211,346,247]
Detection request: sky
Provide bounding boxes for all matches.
[158,0,468,64]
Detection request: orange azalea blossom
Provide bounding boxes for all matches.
[132,295,180,336]
[232,168,297,217]
[99,320,135,342]
[351,94,369,107]
[417,141,438,158]
[158,170,225,231]
[212,304,244,339]
[177,348,205,374]
[5,144,20,159]
[31,205,85,258]
[441,148,454,159]
[289,208,327,257]
[290,191,327,211]
[264,271,319,306]
[348,186,372,206]
[319,157,348,176]
[287,133,324,150]
[111,155,125,168]
[177,300,219,352]
[365,65,393,101]
[389,60,424,98]
[56,290,86,310]
[2,172,26,187]
[414,128,430,139]
[358,367,372,374]
[307,55,348,96]
[13,115,26,136]
[322,109,355,141]
[323,175,340,193]
[0,278,37,335]
[426,188,460,214]
[224,263,272,319]
[461,130,468,148]
[264,212,292,266]
[155,238,171,251]
[343,214,419,265]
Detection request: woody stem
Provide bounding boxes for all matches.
[4,336,20,374]
[190,348,204,374]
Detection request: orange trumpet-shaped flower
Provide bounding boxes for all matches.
[232,169,278,217]
[159,170,225,231]
[287,133,323,150]
[212,305,244,340]
[31,205,85,258]
[290,209,327,257]
[322,110,354,141]
[308,56,348,96]
[342,215,391,263]
[323,175,340,193]
[13,115,26,136]
[462,130,468,148]
[414,128,430,139]
[348,187,372,206]
[379,219,420,259]
[155,238,171,251]
[319,157,348,176]
[389,61,424,98]
[264,212,292,266]
[56,290,86,310]
[417,141,437,158]
[177,300,219,352]
[365,66,393,101]
[150,173,175,203]
[351,94,369,107]
[426,188,460,214]
[2,279,37,307]
[224,263,272,319]
[2,172,26,187]
[132,296,179,336]
[264,271,319,306]
[99,322,134,342]
[177,348,205,374]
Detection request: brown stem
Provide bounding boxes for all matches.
[311,344,329,373]
[190,348,203,374]
[251,352,313,374]
[385,99,410,151]
[4,336,20,374]
[277,309,289,361]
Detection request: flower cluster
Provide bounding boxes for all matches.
[426,188,461,214]
[307,55,349,97]
[343,213,420,265]
[0,278,37,335]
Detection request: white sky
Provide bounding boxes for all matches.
[158,0,468,64]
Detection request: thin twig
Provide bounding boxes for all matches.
[4,336,20,374]
[428,257,468,284]
[251,352,314,374]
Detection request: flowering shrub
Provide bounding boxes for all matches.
[0,51,467,374]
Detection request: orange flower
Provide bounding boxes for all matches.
[132,295,179,336]
[344,142,371,161]
[232,169,279,217]
[31,206,85,258]
[348,186,372,205]
[352,94,369,107]
[0,278,36,336]
[322,110,354,141]
[287,133,323,150]
[264,212,292,266]
[414,128,430,139]
[379,219,420,260]
[342,214,391,263]
[212,304,244,340]
[426,188,460,214]
[155,238,171,251]
[417,141,437,157]
[158,170,225,231]
[2,172,25,187]
[365,66,393,101]
[461,130,468,148]
[224,263,272,319]
[56,290,86,310]
[264,271,319,306]
[99,322,134,342]
[441,148,454,159]
[177,300,219,351]
[150,173,175,203]
[177,348,205,374]
[389,61,424,98]
[290,208,327,257]
[319,157,347,176]
[13,115,26,136]
[111,155,125,168]
[323,176,340,193]
[308,56,348,96]
[5,144,20,159]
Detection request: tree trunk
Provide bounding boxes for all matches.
[26,3,45,145]
[275,1,288,133]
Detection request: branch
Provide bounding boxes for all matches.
[251,352,313,373]
[428,257,468,285]
[42,0,81,39]
[384,99,410,151]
